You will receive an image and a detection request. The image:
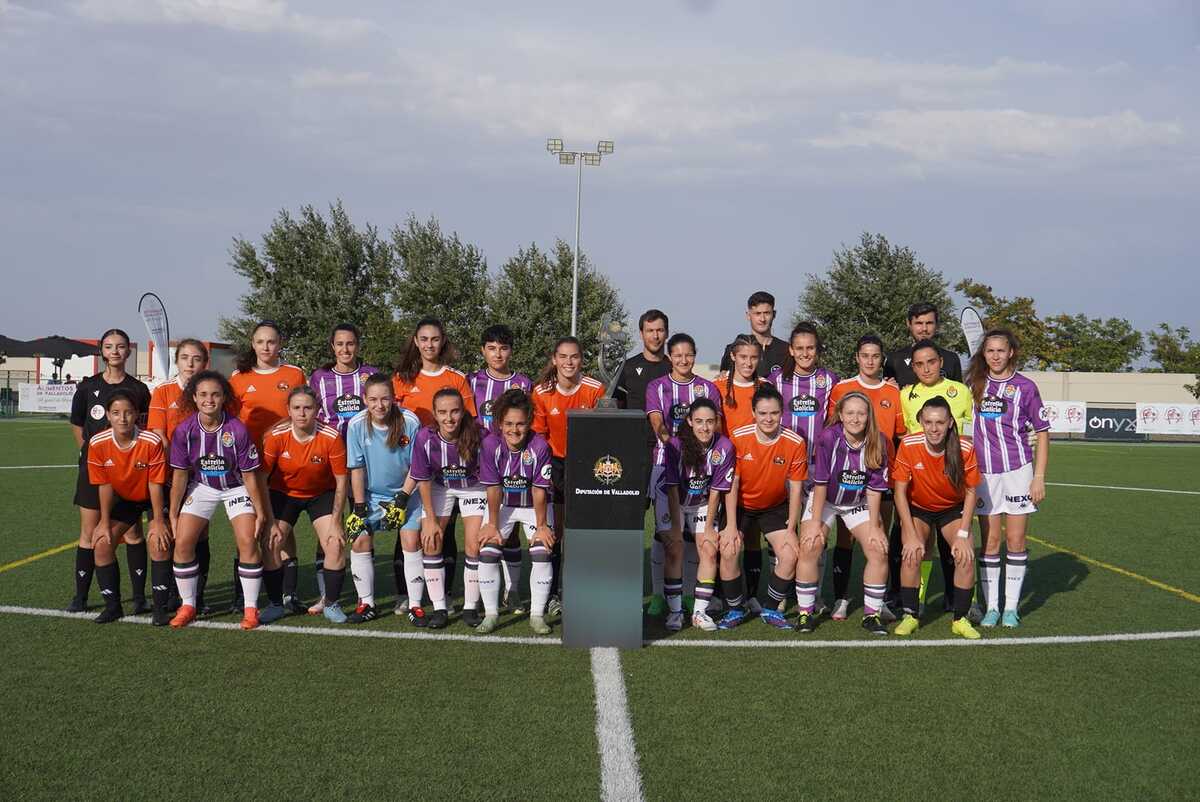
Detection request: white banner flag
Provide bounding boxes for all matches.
[960,307,985,357]
[138,292,170,381]
[1043,400,1087,433]
[18,383,75,413]
[1136,403,1200,435]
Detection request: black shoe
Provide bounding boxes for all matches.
[407,607,428,628]
[66,596,87,613]
[461,608,483,628]
[95,606,124,624]
[284,595,308,615]
[346,604,379,624]
[794,611,816,634]
[152,608,172,626]
[427,609,449,629]
[861,614,888,636]
[131,597,152,615]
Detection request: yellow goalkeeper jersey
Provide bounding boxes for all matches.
[900,378,974,435]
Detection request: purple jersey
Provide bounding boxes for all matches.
[811,422,888,508]
[645,375,722,464]
[410,426,480,489]
[663,434,735,508]
[973,372,1049,474]
[309,365,378,437]
[169,413,260,491]
[478,432,553,508]
[767,366,839,448]
[470,369,533,431]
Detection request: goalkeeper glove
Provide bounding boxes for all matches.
[345,502,370,538]
[381,490,410,529]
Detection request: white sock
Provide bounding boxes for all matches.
[479,546,502,616]
[501,546,521,599]
[464,557,480,612]
[683,541,699,598]
[173,561,199,607]
[350,551,375,607]
[238,562,262,610]
[402,549,425,606]
[981,553,1002,612]
[529,545,552,616]
[1004,551,1028,612]
[651,539,664,596]
[424,556,446,611]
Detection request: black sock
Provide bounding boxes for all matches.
[263,567,284,605]
[195,538,211,605]
[282,557,298,598]
[393,537,406,599]
[766,571,791,608]
[721,576,745,609]
[887,519,903,597]
[442,527,458,598]
[832,545,853,600]
[231,555,243,603]
[900,585,920,616]
[150,559,172,612]
[954,584,972,620]
[74,546,95,601]
[96,561,121,610]
[744,549,762,598]
[324,567,345,605]
[937,535,956,609]
[126,541,148,601]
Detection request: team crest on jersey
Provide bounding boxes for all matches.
[709,449,725,465]
[310,455,324,464]
[695,384,708,397]
[1004,385,1017,398]
[880,399,892,409]
[815,374,828,389]
[276,381,290,391]
[593,455,623,485]
[521,449,535,466]
[947,387,958,398]
[90,404,105,420]
[134,460,147,470]
[773,456,786,465]
[220,431,235,448]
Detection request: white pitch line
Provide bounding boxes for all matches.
[590,647,645,802]
[1,605,1197,650]
[1047,481,1199,496]
[0,464,75,470]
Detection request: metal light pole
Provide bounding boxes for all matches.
[546,138,614,336]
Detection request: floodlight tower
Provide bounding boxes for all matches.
[546,138,615,336]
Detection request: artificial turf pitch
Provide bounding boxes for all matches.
[1,419,1197,800]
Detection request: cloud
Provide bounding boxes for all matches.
[72,0,374,43]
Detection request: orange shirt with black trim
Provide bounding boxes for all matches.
[827,376,907,458]
[86,429,168,503]
[229,364,307,449]
[730,424,808,511]
[261,421,347,498]
[715,374,767,440]
[392,367,478,428]
[531,376,606,458]
[891,434,981,512]
[148,378,189,444]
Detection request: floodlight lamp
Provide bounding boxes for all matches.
[583,153,601,166]
[559,152,576,165]
[597,140,614,155]
[547,138,563,153]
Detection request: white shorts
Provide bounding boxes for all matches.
[483,504,555,540]
[654,492,710,535]
[977,463,1037,516]
[431,483,487,518]
[801,494,871,530]
[182,483,255,521]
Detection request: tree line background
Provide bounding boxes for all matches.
[221,203,1200,397]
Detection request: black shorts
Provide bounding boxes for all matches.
[110,495,150,526]
[911,505,964,532]
[550,456,566,505]
[270,489,335,526]
[737,502,789,537]
[74,459,100,510]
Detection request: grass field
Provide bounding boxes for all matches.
[1,419,1198,801]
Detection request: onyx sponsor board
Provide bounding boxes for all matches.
[1085,407,1145,441]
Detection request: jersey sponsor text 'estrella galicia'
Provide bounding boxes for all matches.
[644,375,723,465]
[309,364,378,437]
[470,369,533,431]
[663,434,735,508]
[169,413,260,492]
[766,366,839,447]
[477,432,553,508]
[811,422,889,508]
[410,426,481,489]
[973,372,1049,475]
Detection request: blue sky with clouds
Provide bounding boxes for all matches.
[2,0,1197,359]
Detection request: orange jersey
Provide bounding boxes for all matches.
[730,424,808,511]
[229,364,307,448]
[531,376,606,458]
[715,375,767,439]
[827,376,907,457]
[891,434,981,512]
[393,367,478,428]
[86,429,168,502]
[148,379,189,444]
[261,421,347,498]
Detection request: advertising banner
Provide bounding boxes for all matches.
[17,383,75,413]
[1136,403,1200,436]
[1044,400,1087,434]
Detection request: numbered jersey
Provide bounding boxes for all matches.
[810,422,889,508]
[477,432,553,509]
[470,370,533,431]
[309,365,378,437]
[972,372,1048,475]
[410,426,480,489]
[645,375,722,465]
[169,413,260,491]
[766,366,839,447]
[662,434,735,508]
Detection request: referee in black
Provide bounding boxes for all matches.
[612,309,671,413]
[718,291,790,378]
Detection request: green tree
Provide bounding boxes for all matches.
[1146,324,1200,398]
[490,240,628,379]
[954,278,1052,369]
[219,202,397,371]
[387,216,492,369]
[1044,314,1144,372]
[795,232,965,376]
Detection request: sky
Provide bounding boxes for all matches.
[2,0,1198,361]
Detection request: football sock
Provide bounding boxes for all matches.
[981,553,1002,611]
[195,538,211,606]
[886,519,903,597]
[391,538,405,602]
[74,546,95,601]
[315,544,326,599]
[650,539,665,597]
[281,557,298,599]
[126,541,148,602]
[900,585,920,616]
[323,567,345,606]
[150,559,172,612]
[953,583,973,621]
[682,541,699,598]
[501,546,522,598]
[744,549,762,599]
[918,559,933,605]
[664,574,683,613]
[424,556,447,612]
[463,556,480,612]
[795,580,818,614]
[693,578,715,614]
[173,560,200,606]
[403,549,425,606]
[863,582,886,616]
[1004,550,1028,612]
[936,534,956,603]
[237,562,263,610]
[263,566,284,606]
[441,517,458,598]
[478,545,502,616]
[721,576,744,610]
[766,571,791,609]
[230,556,243,605]
[350,551,375,607]
[529,545,553,616]
[831,545,853,600]
[548,541,563,599]
[96,561,121,611]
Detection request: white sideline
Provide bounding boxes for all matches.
[590,648,645,802]
[1046,481,1199,496]
[0,464,76,470]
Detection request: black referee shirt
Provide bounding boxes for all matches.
[70,373,151,459]
[612,353,671,411]
[719,335,790,378]
[883,343,964,387]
